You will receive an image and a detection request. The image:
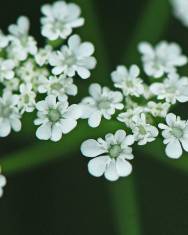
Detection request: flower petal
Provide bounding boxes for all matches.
[81,139,106,157]
[61,118,77,134]
[36,122,51,140]
[104,160,119,181]
[116,158,132,177]
[165,139,182,159]
[88,111,101,128]
[88,156,109,177]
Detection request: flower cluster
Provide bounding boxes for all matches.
[0,1,96,141]
[81,41,188,181]
[0,0,97,194]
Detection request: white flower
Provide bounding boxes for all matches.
[34,95,80,142]
[159,113,188,159]
[0,91,21,137]
[111,65,144,97]
[117,107,144,128]
[0,30,9,48]
[131,113,159,145]
[145,101,170,118]
[38,75,77,97]
[49,34,96,79]
[35,45,52,67]
[41,1,84,40]
[81,130,135,181]
[0,59,15,81]
[8,16,37,61]
[150,73,188,104]
[171,0,188,27]
[18,83,36,114]
[0,172,6,198]
[138,41,187,78]
[80,83,124,128]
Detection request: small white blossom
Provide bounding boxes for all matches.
[34,95,80,142]
[80,83,124,128]
[38,75,77,97]
[171,0,188,27]
[131,113,159,145]
[145,101,170,118]
[8,16,37,61]
[18,83,36,113]
[150,73,188,104]
[49,34,96,79]
[0,171,6,198]
[41,1,84,40]
[81,130,135,181]
[35,45,52,67]
[117,107,144,128]
[159,113,188,159]
[0,91,21,137]
[111,65,144,97]
[138,41,187,78]
[0,59,15,81]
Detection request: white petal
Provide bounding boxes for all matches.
[0,120,11,137]
[104,160,119,181]
[123,135,135,146]
[116,158,132,177]
[64,104,81,119]
[114,129,126,143]
[61,118,77,134]
[68,34,81,50]
[10,118,21,132]
[78,42,94,57]
[88,156,109,177]
[88,111,101,128]
[166,113,176,126]
[46,95,56,107]
[76,67,90,79]
[89,83,101,99]
[130,65,140,77]
[36,122,51,140]
[165,139,182,159]
[51,124,62,142]
[181,138,188,152]
[0,175,6,187]
[81,139,106,157]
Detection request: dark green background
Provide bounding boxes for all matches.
[0,0,188,234]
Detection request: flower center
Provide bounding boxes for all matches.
[51,82,63,91]
[48,109,61,123]
[126,80,134,88]
[171,127,183,139]
[98,100,111,110]
[23,94,30,104]
[138,125,147,135]
[65,54,76,66]
[109,145,122,158]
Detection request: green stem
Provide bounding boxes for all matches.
[1,121,121,175]
[110,176,141,235]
